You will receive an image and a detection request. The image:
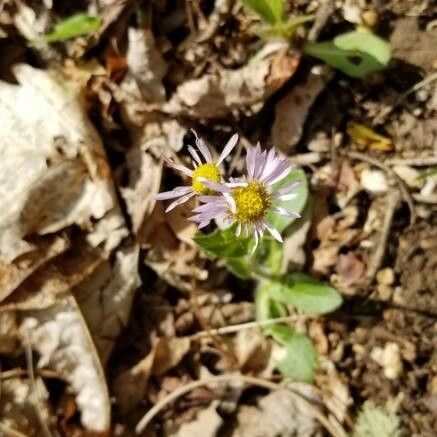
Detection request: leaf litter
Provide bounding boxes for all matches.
[0,0,436,436]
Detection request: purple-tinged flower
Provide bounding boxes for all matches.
[155,131,238,212]
[190,144,300,252]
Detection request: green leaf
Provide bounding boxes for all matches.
[304,31,391,78]
[227,257,252,279]
[45,13,102,43]
[194,226,253,259]
[267,273,343,314]
[335,31,391,65]
[267,168,308,234]
[273,329,318,382]
[241,0,284,24]
[353,401,404,437]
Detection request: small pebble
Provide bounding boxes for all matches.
[376,267,395,285]
[360,169,388,194]
[377,283,393,301]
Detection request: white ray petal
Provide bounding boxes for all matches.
[217,133,238,164]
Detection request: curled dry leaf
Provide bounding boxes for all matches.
[163,49,300,119]
[272,66,333,153]
[0,235,69,303]
[0,64,127,263]
[19,296,111,432]
[0,311,19,354]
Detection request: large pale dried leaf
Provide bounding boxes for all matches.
[75,245,141,363]
[0,235,69,303]
[232,385,322,437]
[0,377,53,435]
[19,296,111,432]
[163,49,300,119]
[125,27,167,103]
[272,66,333,152]
[0,65,126,262]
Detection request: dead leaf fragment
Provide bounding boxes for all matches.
[233,385,322,437]
[390,17,437,71]
[164,49,300,119]
[347,122,393,152]
[175,402,224,437]
[272,66,333,152]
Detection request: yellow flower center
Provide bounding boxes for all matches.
[192,163,221,194]
[232,182,271,223]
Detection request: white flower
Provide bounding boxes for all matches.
[155,131,238,212]
[190,144,301,252]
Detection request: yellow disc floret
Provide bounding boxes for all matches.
[192,163,221,194]
[232,182,271,223]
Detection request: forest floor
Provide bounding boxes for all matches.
[0,0,436,436]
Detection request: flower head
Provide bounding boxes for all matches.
[190,144,300,252]
[155,131,238,212]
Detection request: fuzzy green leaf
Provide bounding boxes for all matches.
[267,273,343,314]
[272,327,318,382]
[45,13,102,43]
[304,31,391,78]
[194,226,253,258]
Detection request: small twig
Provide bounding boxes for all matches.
[347,151,415,224]
[374,71,437,124]
[385,156,437,167]
[308,0,334,41]
[288,152,322,166]
[135,374,348,437]
[189,314,308,340]
[364,190,400,285]
[0,368,67,381]
[23,328,53,437]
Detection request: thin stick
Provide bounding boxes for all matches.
[135,374,348,437]
[189,314,307,340]
[385,156,437,167]
[23,328,53,437]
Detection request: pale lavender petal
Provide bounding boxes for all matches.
[188,145,202,165]
[224,193,236,213]
[271,206,300,218]
[155,186,192,200]
[250,228,260,255]
[165,192,195,212]
[273,192,298,201]
[217,133,238,165]
[264,220,283,243]
[264,162,292,185]
[192,129,213,163]
[200,179,231,193]
[164,157,193,177]
[246,146,256,180]
[235,223,242,237]
[276,180,301,196]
